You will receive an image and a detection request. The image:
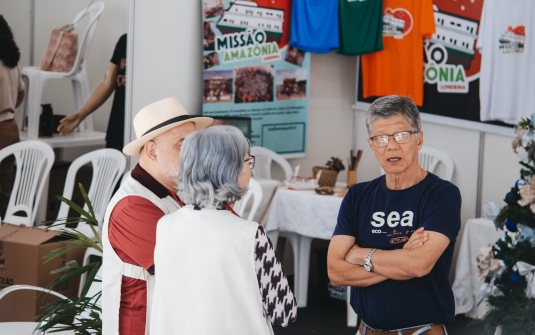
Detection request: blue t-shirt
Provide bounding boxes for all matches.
[290,0,339,54]
[333,173,461,330]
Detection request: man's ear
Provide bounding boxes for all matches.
[417,131,424,149]
[143,141,158,162]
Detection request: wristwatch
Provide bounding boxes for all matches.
[363,248,377,272]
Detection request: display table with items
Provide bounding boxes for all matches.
[19,130,106,149]
[265,183,360,326]
[265,186,343,306]
[452,218,503,318]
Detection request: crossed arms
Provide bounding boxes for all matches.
[327,227,451,287]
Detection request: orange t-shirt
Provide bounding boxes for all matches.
[361,0,435,106]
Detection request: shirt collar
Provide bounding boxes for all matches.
[131,163,174,199]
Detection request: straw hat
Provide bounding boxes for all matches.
[123,97,213,156]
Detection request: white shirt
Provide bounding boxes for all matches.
[150,206,297,335]
[477,0,535,124]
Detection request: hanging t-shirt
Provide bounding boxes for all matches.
[333,173,461,330]
[106,33,127,151]
[477,0,535,125]
[337,0,384,56]
[361,0,435,106]
[290,0,339,54]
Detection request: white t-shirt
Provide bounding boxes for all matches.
[477,0,535,124]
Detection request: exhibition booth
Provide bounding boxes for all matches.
[0,0,533,334]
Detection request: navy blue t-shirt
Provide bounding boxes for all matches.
[106,33,127,151]
[333,173,461,330]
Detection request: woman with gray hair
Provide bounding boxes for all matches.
[150,125,297,335]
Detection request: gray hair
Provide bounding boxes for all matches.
[365,95,421,135]
[178,125,249,208]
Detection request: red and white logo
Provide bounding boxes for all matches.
[499,25,525,54]
[382,8,413,39]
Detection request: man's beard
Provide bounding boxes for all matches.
[160,155,180,190]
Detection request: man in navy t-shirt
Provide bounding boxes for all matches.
[328,95,461,335]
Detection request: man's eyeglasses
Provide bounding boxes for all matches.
[244,155,256,169]
[369,130,420,148]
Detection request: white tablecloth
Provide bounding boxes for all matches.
[452,218,504,318]
[266,187,343,239]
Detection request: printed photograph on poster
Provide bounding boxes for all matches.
[201,0,309,156]
[204,0,224,19]
[234,65,274,103]
[203,21,216,51]
[204,52,219,69]
[203,70,233,104]
[276,69,307,100]
[285,46,306,66]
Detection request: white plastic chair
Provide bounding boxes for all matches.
[0,141,55,227]
[52,148,126,236]
[234,177,263,221]
[380,145,455,182]
[250,146,293,181]
[418,145,454,181]
[20,2,105,139]
[0,285,72,335]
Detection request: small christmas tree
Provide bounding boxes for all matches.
[477,117,535,335]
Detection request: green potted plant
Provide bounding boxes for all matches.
[36,183,102,335]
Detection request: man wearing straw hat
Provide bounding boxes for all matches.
[101,97,212,335]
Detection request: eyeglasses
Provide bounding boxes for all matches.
[244,155,256,169]
[369,130,420,148]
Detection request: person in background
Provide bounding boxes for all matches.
[328,95,461,335]
[57,33,126,151]
[101,97,213,335]
[150,125,297,335]
[0,15,25,219]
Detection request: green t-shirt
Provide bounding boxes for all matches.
[337,0,384,55]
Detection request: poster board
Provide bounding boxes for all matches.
[355,0,514,137]
[201,0,310,157]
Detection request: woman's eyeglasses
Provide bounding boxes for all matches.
[244,155,256,169]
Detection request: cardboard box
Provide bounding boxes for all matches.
[0,223,86,322]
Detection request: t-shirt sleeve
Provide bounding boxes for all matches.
[17,66,25,92]
[476,0,490,52]
[420,0,436,39]
[108,196,165,274]
[254,226,297,327]
[110,34,127,66]
[420,182,462,243]
[332,186,357,238]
